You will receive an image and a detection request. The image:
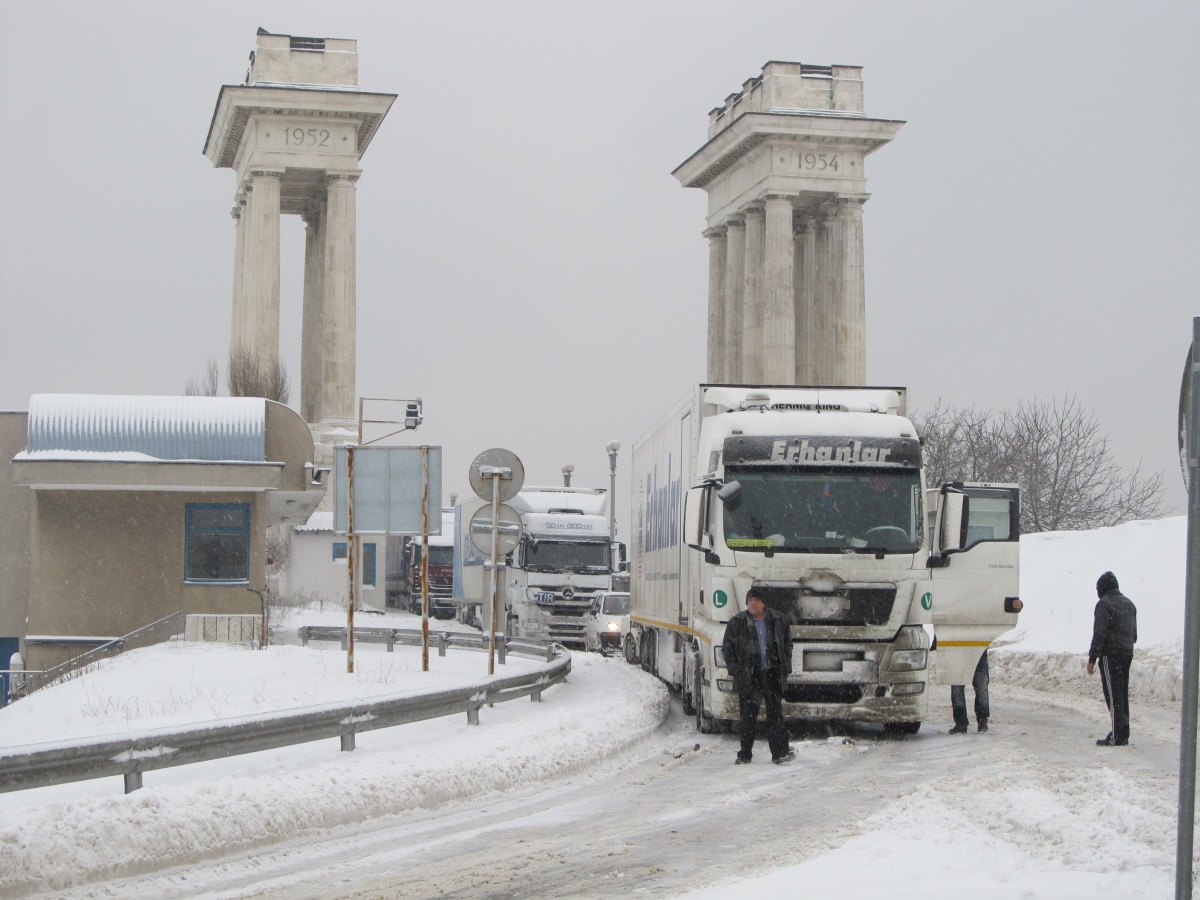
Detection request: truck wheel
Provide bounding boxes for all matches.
[639,629,657,675]
[884,721,921,737]
[623,633,638,665]
[681,651,698,716]
[695,663,715,734]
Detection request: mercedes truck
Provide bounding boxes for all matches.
[454,487,621,647]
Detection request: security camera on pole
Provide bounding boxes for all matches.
[467,449,524,674]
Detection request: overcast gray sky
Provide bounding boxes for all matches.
[1,1,1196,537]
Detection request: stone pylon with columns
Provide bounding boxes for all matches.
[204,30,396,426]
[674,62,903,386]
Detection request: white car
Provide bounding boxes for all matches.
[585,592,630,654]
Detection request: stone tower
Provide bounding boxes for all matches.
[673,62,903,386]
[204,30,396,426]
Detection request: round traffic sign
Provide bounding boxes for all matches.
[468,448,525,502]
[469,502,523,556]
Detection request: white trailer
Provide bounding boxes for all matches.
[454,487,619,647]
[627,384,1021,735]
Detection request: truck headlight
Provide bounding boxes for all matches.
[889,649,928,671]
[717,679,734,692]
[892,682,925,696]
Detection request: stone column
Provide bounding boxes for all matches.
[722,218,746,382]
[704,227,728,382]
[300,201,327,424]
[740,206,766,383]
[230,199,247,354]
[240,169,283,367]
[834,196,868,384]
[793,216,816,384]
[763,195,796,383]
[320,173,359,423]
[811,202,838,384]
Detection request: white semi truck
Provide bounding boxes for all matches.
[453,487,622,647]
[627,384,1021,735]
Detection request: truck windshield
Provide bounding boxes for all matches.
[523,540,611,573]
[414,545,454,567]
[722,467,922,554]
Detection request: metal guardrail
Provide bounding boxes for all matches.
[297,625,558,662]
[0,629,569,795]
[22,611,187,695]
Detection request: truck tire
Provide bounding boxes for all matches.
[623,632,638,665]
[681,650,699,717]
[639,628,657,676]
[695,657,716,734]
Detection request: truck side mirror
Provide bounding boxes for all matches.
[716,480,742,509]
[937,491,970,554]
[684,487,721,565]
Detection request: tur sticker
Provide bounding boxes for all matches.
[921,592,933,611]
[713,589,728,608]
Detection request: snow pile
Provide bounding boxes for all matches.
[993,516,1188,705]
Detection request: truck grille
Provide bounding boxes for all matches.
[760,583,896,627]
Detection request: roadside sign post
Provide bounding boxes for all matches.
[467,449,525,675]
[1177,318,1199,900]
[335,439,442,675]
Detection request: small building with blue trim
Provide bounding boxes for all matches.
[1,394,323,677]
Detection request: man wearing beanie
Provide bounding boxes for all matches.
[1087,571,1137,746]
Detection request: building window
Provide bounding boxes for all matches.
[363,542,377,587]
[333,542,348,563]
[185,504,250,582]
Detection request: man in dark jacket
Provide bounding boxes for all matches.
[722,587,795,764]
[1088,570,1137,746]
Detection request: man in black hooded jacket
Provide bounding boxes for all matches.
[1088,570,1137,746]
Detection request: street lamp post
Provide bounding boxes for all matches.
[606,440,620,541]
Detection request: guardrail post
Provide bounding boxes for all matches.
[340,632,349,651]
[531,686,542,702]
[124,771,142,793]
[498,637,507,666]
[386,631,395,653]
[437,633,448,657]
[341,731,355,752]
[467,705,480,726]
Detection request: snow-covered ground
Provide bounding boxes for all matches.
[0,516,1191,898]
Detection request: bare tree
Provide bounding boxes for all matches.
[183,358,220,397]
[1005,395,1167,532]
[914,395,1168,533]
[226,346,291,404]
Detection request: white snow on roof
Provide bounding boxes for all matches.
[25,394,266,462]
[296,510,334,532]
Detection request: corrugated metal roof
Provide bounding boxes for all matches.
[26,394,266,462]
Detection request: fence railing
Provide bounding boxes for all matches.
[22,611,187,695]
[0,629,569,795]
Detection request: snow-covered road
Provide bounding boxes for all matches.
[34,658,1182,900]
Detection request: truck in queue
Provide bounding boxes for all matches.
[626,384,1021,735]
[454,486,622,647]
[385,508,457,619]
